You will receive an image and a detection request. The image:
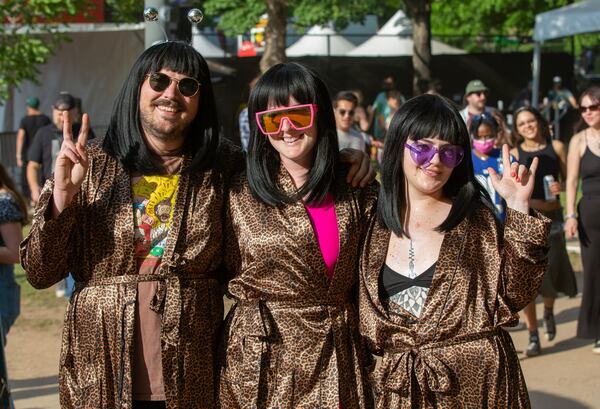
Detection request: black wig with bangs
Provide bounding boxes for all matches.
[378,94,493,237]
[246,62,340,207]
[103,41,220,174]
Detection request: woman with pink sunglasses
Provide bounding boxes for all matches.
[217,62,377,408]
[358,94,551,408]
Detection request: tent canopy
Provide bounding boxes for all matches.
[347,10,464,56]
[533,0,600,42]
[531,0,600,107]
[286,24,356,56]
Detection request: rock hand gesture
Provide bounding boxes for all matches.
[488,144,539,215]
[51,112,90,218]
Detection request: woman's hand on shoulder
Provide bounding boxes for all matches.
[488,144,537,214]
[339,148,376,188]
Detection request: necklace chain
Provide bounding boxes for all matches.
[408,239,416,279]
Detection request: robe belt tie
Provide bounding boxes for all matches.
[75,268,220,347]
[233,294,352,405]
[382,328,502,396]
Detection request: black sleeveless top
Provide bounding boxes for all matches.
[380,262,436,299]
[517,139,560,200]
[581,143,600,196]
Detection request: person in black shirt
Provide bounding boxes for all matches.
[26,93,94,203]
[510,107,577,357]
[15,97,51,200]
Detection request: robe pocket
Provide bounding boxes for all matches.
[220,334,281,406]
[60,291,101,407]
[61,352,101,408]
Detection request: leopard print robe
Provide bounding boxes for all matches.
[359,206,551,408]
[20,139,242,409]
[217,167,378,409]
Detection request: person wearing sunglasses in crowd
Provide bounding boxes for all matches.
[20,42,373,409]
[217,62,377,408]
[358,94,551,408]
[334,90,368,152]
[564,86,600,354]
[510,107,577,357]
[470,112,508,220]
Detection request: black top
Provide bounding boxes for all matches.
[517,139,560,200]
[19,114,51,161]
[581,144,600,197]
[380,262,436,299]
[27,123,95,182]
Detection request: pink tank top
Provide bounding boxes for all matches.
[304,193,339,280]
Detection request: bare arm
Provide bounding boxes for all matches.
[16,128,25,168]
[355,106,370,132]
[0,222,23,264]
[27,161,42,203]
[568,95,578,109]
[564,133,583,238]
[553,140,568,181]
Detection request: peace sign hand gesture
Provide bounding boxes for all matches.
[488,144,538,215]
[51,112,90,218]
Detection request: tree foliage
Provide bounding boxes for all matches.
[203,0,384,36]
[431,0,570,36]
[104,0,144,23]
[0,0,97,103]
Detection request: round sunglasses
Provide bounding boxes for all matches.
[405,142,465,168]
[146,72,201,97]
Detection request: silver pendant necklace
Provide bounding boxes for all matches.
[408,239,416,279]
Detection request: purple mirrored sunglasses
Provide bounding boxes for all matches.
[404,142,465,168]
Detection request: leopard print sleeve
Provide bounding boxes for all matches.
[498,207,552,312]
[20,173,84,289]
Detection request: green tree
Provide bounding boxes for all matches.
[404,0,431,96]
[0,0,95,103]
[431,0,571,50]
[204,0,383,72]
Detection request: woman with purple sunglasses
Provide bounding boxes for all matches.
[358,94,551,408]
[217,62,377,408]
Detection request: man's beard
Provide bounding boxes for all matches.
[140,100,189,141]
[141,115,185,141]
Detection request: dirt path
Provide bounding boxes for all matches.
[5,285,64,409]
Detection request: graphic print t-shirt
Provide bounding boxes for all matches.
[131,174,179,401]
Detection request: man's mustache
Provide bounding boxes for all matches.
[153,99,182,110]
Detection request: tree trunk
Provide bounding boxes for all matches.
[405,0,432,96]
[260,0,288,73]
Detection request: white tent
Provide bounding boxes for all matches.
[286,24,356,56]
[347,10,464,56]
[531,0,600,107]
[0,23,144,134]
[192,26,226,58]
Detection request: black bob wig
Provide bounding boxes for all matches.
[246,62,340,207]
[378,94,493,237]
[103,41,220,174]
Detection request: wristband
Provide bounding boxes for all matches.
[565,213,577,220]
